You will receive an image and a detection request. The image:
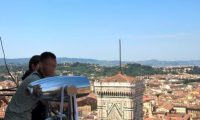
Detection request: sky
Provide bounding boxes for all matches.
[0,0,200,61]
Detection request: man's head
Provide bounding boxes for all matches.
[39,52,57,77]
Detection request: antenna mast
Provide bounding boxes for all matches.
[119,39,122,74]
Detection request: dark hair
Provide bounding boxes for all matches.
[29,55,40,71]
[40,52,56,62]
[22,55,40,80]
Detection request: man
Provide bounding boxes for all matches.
[5,52,57,120]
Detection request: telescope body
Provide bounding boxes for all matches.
[27,76,90,101]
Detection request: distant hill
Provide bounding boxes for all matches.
[137,59,200,67]
[0,58,200,67]
[0,58,124,66]
[0,58,29,65]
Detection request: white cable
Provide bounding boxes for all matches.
[58,85,78,120]
[73,94,78,120]
[59,85,66,120]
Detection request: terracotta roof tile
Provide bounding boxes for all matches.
[102,73,136,83]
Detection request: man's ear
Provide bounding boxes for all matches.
[40,62,49,73]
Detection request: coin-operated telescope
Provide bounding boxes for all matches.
[27,76,90,120]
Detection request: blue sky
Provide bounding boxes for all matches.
[0,0,200,61]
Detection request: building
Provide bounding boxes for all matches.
[173,106,187,114]
[165,113,190,120]
[94,72,144,120]
[143,96,154,118]
[156,103,174,113]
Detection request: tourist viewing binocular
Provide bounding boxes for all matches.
[27,76,91,120]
